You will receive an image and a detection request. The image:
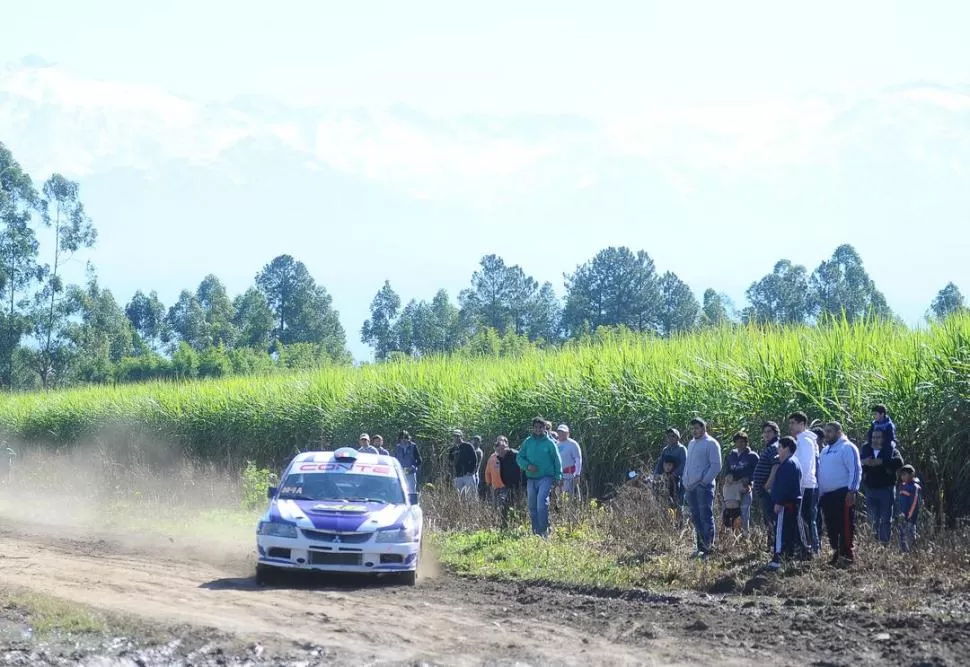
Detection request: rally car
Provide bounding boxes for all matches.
[255,447,423,586]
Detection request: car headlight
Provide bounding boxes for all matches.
[375,524,417,543]
[258,521,298,538]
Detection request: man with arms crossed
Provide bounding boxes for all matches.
[817,422,862,566]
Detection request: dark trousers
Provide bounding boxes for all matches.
[759,490,776,552]
[774,503,800,559]
[820,487,856,560]
[798,487,821,554]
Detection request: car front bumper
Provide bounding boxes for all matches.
[256,531,420,574]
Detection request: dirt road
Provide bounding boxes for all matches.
[0,522,723,666]
[0,522,967,665]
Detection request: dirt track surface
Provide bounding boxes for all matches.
[1,523,969,666]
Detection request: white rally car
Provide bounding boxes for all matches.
[256,447,423,586]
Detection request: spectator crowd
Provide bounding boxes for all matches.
[382,404,922,569]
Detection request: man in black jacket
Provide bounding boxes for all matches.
[861,429,903,544]
[448,429,479,500]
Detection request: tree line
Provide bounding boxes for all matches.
[360,248,967,360]
[3,141,968,389]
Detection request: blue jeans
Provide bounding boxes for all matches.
[899,520,917,553]
[404,471,417,493]
[799,487,821,554]
[866,487,895,543]
[740,491,753,533]
[527,477,555,536]
[687,484,716,552]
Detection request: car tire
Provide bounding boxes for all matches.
[400,569,417,586]
[255,564,276,587]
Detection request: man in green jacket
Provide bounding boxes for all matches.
[517,417,563,537]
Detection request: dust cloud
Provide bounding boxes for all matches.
[0,429,260,573]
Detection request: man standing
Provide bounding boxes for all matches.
[393,430,422,493]
[653,428,688,521]
[753,422,781,552]
[682,418,722,559]
[486,436,521,528]
[768,436,803,570]
[788,411,821,556]
[555,424,583,500]
[861,429,903,544]
[448,429,479,499]
[724,431,759,534]
[818,422,862,566]
[371,435,390,456]
[517,417,563,537]
[358,433,377,454]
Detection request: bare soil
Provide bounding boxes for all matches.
[0,520,968,666]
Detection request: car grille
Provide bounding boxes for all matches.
[309,551,363,566]
[301,529,372,544]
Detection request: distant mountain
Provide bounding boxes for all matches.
[2,57,969,360]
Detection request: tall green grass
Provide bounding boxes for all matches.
[2,316,969,516]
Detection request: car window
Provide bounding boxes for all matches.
[278,471,405,504]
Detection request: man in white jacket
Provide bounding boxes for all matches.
[788,411,820,556]
[556,424,583,500]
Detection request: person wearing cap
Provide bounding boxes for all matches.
[517,417,563,537]
[818,421,862,565]
[682,418,722,559]
[555,424,583,500]
[653,428,687,521]
[393,430,422,493]
[448,429,479,499]
[358,433,378,454]
[724,431,759,534]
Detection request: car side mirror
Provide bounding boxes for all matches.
[267,486,278,499]
[408,492,420,506]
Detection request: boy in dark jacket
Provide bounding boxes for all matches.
[865,404,897,447]
[768,436,802,570]
[896,464,921,553]
[861,429,904,543]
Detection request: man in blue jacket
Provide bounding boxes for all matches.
[768,436,802,570]
[393,430,422,493]
[865,404,897,447]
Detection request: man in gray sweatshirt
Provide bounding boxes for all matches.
[683,418,723,559]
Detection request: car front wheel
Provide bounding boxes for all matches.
[255,564,276,587]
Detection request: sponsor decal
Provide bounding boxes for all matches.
[311,503,368,512]
[298,462,393,475]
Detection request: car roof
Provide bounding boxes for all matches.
[290,449,397,468]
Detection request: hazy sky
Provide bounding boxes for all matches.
[7,0,969,113]
[3,1,969,360]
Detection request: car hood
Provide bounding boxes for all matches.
[271,498,409,532]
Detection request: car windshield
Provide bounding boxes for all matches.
[277,472,405,505]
